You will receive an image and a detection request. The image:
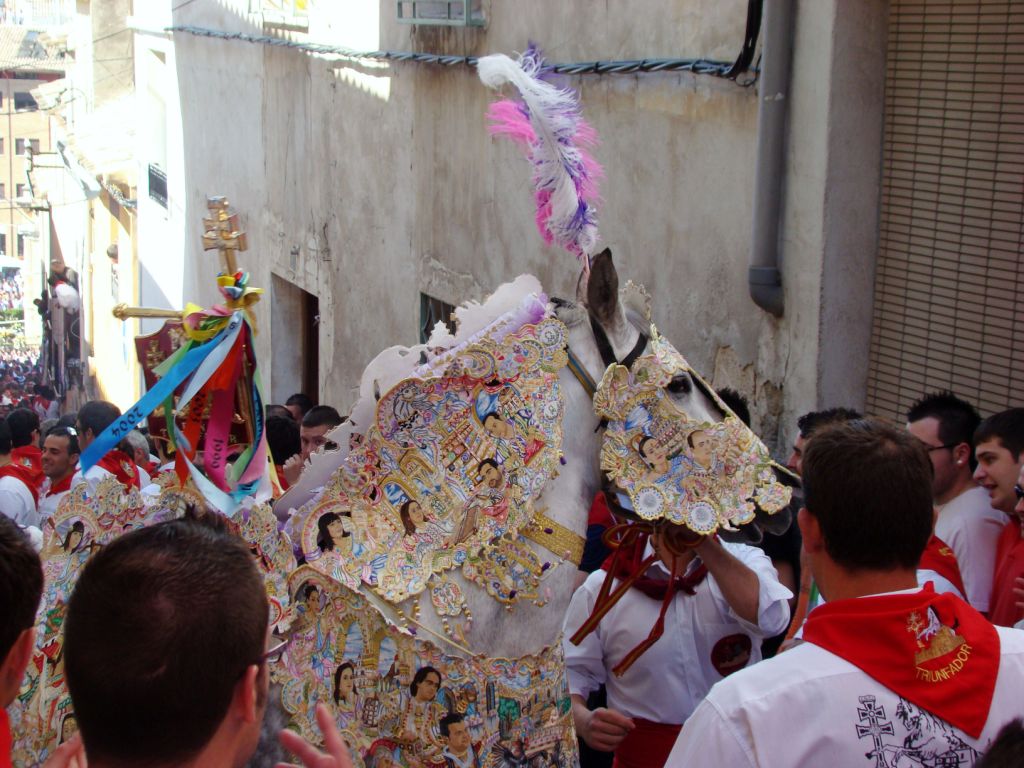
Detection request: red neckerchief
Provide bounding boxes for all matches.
[0,708,11,768]
[11,444,41,471]
[95,450,141,489]
[570,525,708,677]
[919,535,967,597]
[802,584,999,738]
[0,462,40,505]
[44,472,75,497]
[10,445,44,490]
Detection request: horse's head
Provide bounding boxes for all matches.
[557,248,723,429]
[557,248,793,552]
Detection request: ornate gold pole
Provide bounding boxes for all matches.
[112,303,183,320]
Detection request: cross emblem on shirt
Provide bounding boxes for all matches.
[856,696,895,768]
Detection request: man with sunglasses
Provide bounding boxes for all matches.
[907,392,1007,612]
[974,408,1024,627]
[38,426,80,522]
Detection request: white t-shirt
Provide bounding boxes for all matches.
[563,542,792,724]
[935,485,1008,611]
[0,473,38,528]
[668,609,1024,767]
[72,463,152,495]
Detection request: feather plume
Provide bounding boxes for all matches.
[478,45,603,264]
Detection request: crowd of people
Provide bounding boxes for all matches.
[0,274,24,314]
[2,385,1024,768]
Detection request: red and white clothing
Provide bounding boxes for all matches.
[73,449,151,494]
[935,485,1008,611]
[989,517,1024,628]
[917,535,966,600]
[564,542,791,767]
[10,445,44,492]
[668,587,1024,767]
[37,472,76,521]
[0,462,39,528]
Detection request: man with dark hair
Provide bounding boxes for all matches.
[439,712,480,768]
[667,420,1024,767]
[779,407,862,648]
[267,416,301,490]
[64,516,271,766]
[282,405,343,487]
[785,407,862,476]
[38,426,80,521]
[285,393,314,423]
[0,418,39,532]
[0,514,44,761]
[974,408,1024,627]
[907,391,1006,611]
[73,400,150,491]
[6,407,43,483]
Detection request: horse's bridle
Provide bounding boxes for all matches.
[555,297,648,400]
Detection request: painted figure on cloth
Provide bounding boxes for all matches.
[440,713,481,768]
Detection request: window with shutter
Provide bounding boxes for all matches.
[866,0,1024,419]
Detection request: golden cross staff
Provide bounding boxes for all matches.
[112,196,248,320]
[112,196,258,444]
[202,196,248,275]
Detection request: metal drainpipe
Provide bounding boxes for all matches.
[748,0,796,317]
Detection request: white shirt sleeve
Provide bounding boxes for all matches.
[717,542,793,637]
[666,698,756,768]
[561,575,607,700]
[0,477,39,528]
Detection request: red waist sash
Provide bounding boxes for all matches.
[612,719,681,768]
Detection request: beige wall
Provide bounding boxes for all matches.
[164,0,886,452]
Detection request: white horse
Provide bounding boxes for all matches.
[279,249,724,659]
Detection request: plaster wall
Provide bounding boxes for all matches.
[163,0,886,451]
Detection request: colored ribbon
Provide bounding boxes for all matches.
[79,315,243,474]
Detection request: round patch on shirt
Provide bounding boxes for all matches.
[710,633,752,677]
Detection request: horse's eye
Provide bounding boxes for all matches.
[667,375,692,395]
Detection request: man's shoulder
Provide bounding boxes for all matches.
[996,625,1024,659]
[703,642,851,708]
[944,486,1005,520]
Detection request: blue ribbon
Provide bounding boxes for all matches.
[79,319,238,474]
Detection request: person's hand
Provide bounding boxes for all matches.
[42,734,87,768]
[578,707,635,752]
[1013,575,1024,613]
[282,454,304,487]
[276,703,353,768]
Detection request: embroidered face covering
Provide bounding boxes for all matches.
[594,332,791,536]
[292,295,568,604]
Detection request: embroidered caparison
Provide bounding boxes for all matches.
[594,331,791,536]
[291,295,569,605]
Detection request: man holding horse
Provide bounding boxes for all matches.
[667,420,1024,767]
[563,495,792,768]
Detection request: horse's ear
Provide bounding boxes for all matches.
[586,248,618,324]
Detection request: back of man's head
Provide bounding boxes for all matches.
[76,400,121,441]
[907,390,981,463]
[803,419,933,572]
[301,405,343,430]
[6,407,39,448]
[975,408,1024,460]
[266,416,300,465]
[65,515,268,765]
[796,407,863,440]
[0,418,12,455]
[285,393,313,417]
[0,514,43,706]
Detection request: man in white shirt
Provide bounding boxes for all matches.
[564,498,791,768]
[668,419,1024,768]
[73,400,151,492]
[38,425,80,521]
[0,418,39,530]
[907,391,1007,611]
